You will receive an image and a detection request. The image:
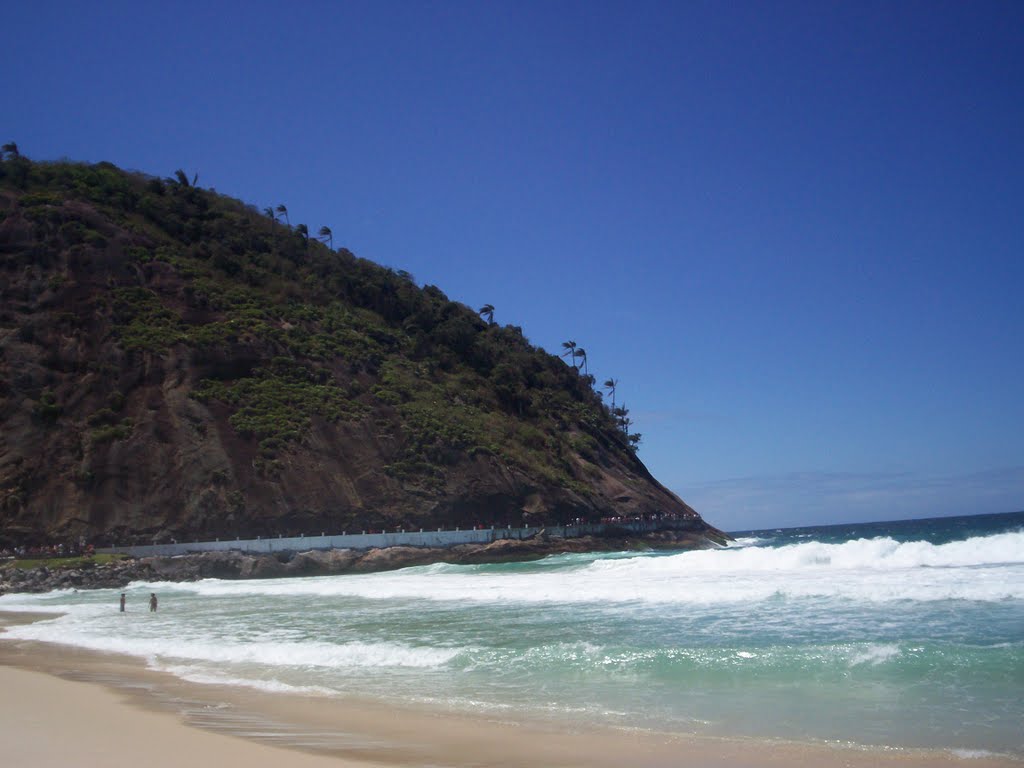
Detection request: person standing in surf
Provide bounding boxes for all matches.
[149,593,157,612]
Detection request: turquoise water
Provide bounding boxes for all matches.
[3,510,1022,757]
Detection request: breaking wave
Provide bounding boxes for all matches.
[3,619,460,669]
[86,530,1024,606]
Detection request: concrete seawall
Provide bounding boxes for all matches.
[97,520,699,559]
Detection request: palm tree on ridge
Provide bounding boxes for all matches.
[573,348,588,376]
[603,378,618,412]
[276,204,290,226]
[318,226,333,249]
[561,340,578,369]
[616,403,632,436]
[478,304,495,325]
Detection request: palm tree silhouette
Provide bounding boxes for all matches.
[295,223,309,243]
[573,348,588,376]
[603,378,618,411]
[318,226,333,249]
[561,340,578,369]
[1,142,19,159]
[478,304,495,325]
[276,204,290,226]
[615,404,632,436]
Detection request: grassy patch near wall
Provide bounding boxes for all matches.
[1,553,131,571]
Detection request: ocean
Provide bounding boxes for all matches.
[2,510,1022,759]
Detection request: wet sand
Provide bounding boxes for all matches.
[2,610,1020,768]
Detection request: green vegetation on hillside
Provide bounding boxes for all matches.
[0,148,647,521]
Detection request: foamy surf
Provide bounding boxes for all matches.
[2,511,1022,758]
[105,529,1024,606]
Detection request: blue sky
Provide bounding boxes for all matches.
[5,1,1022,530]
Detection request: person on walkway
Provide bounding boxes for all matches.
[119,593,126,612]
[149,593,157,612]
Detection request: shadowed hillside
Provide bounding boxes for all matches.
[0,150,703,546]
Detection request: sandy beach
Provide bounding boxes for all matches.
[2,610,1020,768]
[0,665,387,768]
[0,612,382,768]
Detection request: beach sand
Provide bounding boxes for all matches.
[0,665,386,768]
[2,610,1020,768]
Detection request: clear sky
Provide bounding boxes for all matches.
[5,1,1022,531]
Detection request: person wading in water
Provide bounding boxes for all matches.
[149,593,158,612]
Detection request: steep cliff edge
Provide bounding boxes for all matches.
[0,155,707,547]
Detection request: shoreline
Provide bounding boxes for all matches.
[2,610,1020,768]
[0,526,725,595]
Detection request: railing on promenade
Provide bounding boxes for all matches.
[96,519,693,558]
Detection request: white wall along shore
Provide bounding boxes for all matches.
[98,519,699,558]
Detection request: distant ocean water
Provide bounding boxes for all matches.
[3,510,1022,757]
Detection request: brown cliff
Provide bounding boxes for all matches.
[0,155,707,547]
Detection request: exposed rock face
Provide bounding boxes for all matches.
[0,157,709,548]
[0,525,729,595]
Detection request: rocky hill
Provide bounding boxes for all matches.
[0,151,706,547]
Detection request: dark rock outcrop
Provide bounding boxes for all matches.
[0,524,729,595]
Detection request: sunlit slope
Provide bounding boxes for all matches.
[0,154,702,545]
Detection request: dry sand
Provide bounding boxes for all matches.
[2,609,1020,768]
[0,665,385,768]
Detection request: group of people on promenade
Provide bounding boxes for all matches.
[119,592,158,612]
[1,542,95,559]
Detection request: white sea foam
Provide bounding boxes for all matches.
[847,643,901,666]
[653,530,1024,573]
[114,530,1024,606]
[151,662,337,696]
[3,618,461,669]
[0,602,65,615]
[729,536,770,547]
[949,749,1003,760]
